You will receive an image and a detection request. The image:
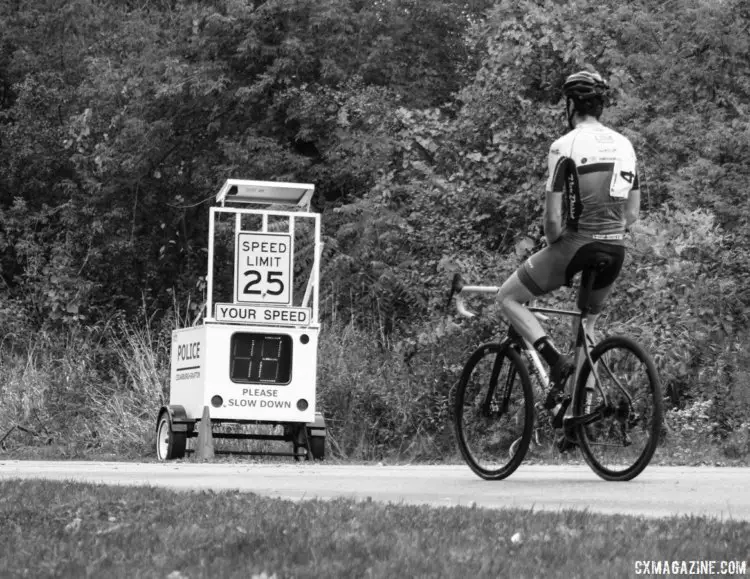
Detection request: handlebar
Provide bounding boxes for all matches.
[448,273,557,321]
[447,273,499,318]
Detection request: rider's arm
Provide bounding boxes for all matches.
[625,187,640,229]
[625,162,641,229]
[544,138,567,244]
[624,152,641,231]
[544,190,564,244]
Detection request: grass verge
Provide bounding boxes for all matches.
[1,479,748,579]
[0,316,748,465]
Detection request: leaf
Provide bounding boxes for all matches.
[437,256,460,273]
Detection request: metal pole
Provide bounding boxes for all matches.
[206,207,216,321]
[289,215,295,306]
[313,214,321,324]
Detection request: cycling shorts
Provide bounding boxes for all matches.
[516,231,625,314]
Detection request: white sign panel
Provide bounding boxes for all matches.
[215,303,311,326]
[169,327,205,407]
[235,232,292,304]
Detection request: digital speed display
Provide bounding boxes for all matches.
[230,333,292,384]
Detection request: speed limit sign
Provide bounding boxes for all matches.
[235,232,292,304]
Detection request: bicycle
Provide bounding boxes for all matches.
[447,259,663,482]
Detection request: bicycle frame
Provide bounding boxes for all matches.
[454,285,611,414]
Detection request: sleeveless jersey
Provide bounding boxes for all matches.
[546,119,639,240]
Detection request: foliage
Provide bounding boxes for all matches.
[0,316,169,457]
[327,0,750,426]
[316,318,472,459]
[0,0,485,328]
[1,0,749,458]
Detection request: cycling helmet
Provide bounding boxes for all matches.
[562,70,609,100]
[563,70,609,129]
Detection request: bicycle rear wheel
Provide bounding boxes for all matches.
[573,336,663,481]
[454,342,534,480]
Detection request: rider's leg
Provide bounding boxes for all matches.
[495,271,543,343]
[496,272,566,369]
[497,270,573,413]
[505,241,576,379]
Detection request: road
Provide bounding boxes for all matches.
[2,461,748,521]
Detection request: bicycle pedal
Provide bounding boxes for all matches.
[556,432,578,453]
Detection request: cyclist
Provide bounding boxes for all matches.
[495,70,641,451]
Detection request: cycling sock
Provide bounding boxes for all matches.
[533,336,561,368]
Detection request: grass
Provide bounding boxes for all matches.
[1,479,749,579]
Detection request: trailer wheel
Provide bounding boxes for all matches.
[156,411,186,461]
[309,435,325,460]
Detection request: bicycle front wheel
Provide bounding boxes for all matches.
[573,336,663,481]
[454,342,534,480]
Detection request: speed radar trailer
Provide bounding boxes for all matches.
[156,179,326,461]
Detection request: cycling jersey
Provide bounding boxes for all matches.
[547,119,639,241]
[514,119,639,312]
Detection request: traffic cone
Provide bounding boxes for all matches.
[196,405,214,460]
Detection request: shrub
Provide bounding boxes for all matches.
[0,316,170,457]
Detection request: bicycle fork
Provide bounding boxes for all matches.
[481,343,514,418]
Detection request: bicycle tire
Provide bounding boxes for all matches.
[454,342,534,480]
[572,336,663,481]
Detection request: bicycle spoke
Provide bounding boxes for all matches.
[596,350,636,407]
[573,336,662,481]
[454,344,533,480]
